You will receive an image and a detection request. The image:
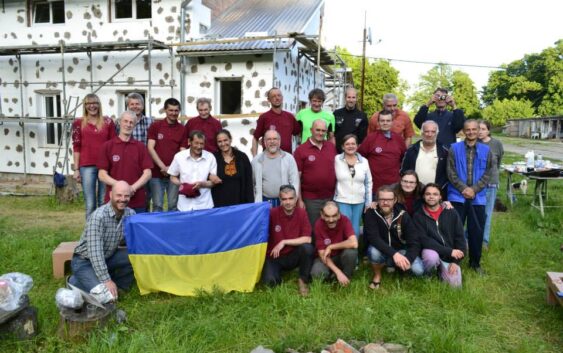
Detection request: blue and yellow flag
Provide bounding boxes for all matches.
[124,202,269,296]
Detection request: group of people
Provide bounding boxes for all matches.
[68,86,503,298]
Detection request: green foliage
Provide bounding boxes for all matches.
[482,40,563,116]
[482,98,536,126]
[407,64,481,118]
[337,47,406,115]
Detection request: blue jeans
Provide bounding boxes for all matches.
[483,186,497,245]
[149,178,179,212]
[69,248,134,292]
[80,166,105,220]
[336,202,364,239]
[367,246,424,276]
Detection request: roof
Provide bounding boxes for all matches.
[178,0,323,54]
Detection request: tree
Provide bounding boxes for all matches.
[408,64,481,119]
[482,40,563,116]
[336,47,405,115]
[481,98,535,126]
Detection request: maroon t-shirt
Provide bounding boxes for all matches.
[267,206,312,257]
[182,116,222,153]
[314,215,355,257]
[254,109,301,153]
[97,137,153,208]
[293,140,337,199]
[147,119,185,178]
[357,131,406,193]
[72,117,116,167]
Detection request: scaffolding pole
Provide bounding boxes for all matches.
[16,53,27,180]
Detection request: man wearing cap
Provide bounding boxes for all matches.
[168,130,217,211]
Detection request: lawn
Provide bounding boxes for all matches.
[0,152,562,353]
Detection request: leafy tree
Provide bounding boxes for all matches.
[482,40,563,116]
[336,47,405,116]
[481,98,536,126]
[408,64,481,119]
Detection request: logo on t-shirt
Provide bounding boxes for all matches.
[112,155,120,162]
[375,147,383,153]
[308,155,316,162]
[274,225,281,232]
[324,238,331,246]
[158,133,164,140]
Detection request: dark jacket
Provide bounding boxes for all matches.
[413,106,465,148]
[400,140,449,188]
[364,205,420,263]
[412,206,466,264]
[333,106,368,153]
[212,148,254,207]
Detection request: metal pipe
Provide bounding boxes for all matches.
[148,37,153,117]
[87,49,93,91]
[179,0,193,115]
[16,53,27,180]
[272,31,277,87]
[170,46,174,97]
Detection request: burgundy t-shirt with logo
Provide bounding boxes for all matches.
[97,137,153,208]
[254,109,301,153]
[267,206,312,257]
[147,119,185,178]
[314,215,355,257]
[293,139,337,199]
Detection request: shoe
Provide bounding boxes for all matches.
[471,266,486,276]
[482,243,489,251]
[368,280,380,290]
[297,278,309,297]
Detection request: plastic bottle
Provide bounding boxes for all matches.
[526,150,535,172]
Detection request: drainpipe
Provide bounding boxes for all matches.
[180,0,193,115]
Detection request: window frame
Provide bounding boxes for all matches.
[29,0,66,26]
[38,93,65,147]
[111,0,152,22]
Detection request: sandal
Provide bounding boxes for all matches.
[369,280,380,290]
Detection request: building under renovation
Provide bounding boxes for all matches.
[0,0,349,180]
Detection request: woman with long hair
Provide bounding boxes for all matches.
[478,120,504,250]
[211,129,254,207]
[72,93,116,219]
[393,170,423,216]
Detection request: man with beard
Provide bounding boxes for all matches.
[168,131,217,211]
[311,201,358,286]
[251,130,300,206]
[69,181,136,299]
[413,183,466,287]
[98,110,153,213]
[447,119,492,274]
[262,185,314,296]
[333,87,368,153]
[368,93,414,147]
[364,186,424,289]
[401,120,449,188]
[252,87,301,156]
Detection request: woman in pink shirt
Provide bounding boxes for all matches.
[72,94,116,219]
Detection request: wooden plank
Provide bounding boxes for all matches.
[546,272,563,306]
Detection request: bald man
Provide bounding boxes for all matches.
[69,181,136,300]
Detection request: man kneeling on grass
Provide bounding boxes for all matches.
[68,180,135,300]
[413,183,466,287]
[261,185,314,296]
[364,185,424,290]
[311,201,358,286]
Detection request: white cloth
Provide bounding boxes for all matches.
[168,149,217,211]
[415,145,438,185]
[334,153,372,206]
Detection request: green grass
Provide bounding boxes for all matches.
[1,164,562,352]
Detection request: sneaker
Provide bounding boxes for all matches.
[297,279,309,297]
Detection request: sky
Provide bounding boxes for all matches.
[322,0,562,98]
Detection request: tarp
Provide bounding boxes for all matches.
[124,202,270,296]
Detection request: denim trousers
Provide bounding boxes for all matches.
[452,201,486,268]
[69,248,134,292]
[79,166,105,220]
[336,202,364,240]
[483,186,497,245]
[149,177,179,212]
[367,246,424,276]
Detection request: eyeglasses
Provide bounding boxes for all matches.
[85,102,99,106]
[377,198,395,203]
[401,180,417,185]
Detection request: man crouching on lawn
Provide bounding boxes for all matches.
[311,201,358,286]
[69,180,135,300]
[261,184,314,296]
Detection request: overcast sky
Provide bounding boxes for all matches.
[322,0,562,97]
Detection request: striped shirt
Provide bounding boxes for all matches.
[74,203,135,282]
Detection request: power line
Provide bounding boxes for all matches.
[338,52,506,70]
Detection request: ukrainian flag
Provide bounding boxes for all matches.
[124,202,269,296]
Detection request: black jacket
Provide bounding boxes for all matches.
[400,140,449,189]
[333,106,368,153]
[412,207,466,264]
[364,205,420,263]
[413,106,465,148]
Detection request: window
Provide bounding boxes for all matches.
[217,79,242,114]
[32,1,65,25]
[43,94,64,145]
[114,0,152,20]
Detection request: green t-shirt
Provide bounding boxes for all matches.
[296,108,335,143]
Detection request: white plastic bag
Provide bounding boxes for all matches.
[55,288,84,309]
[90,283,115,304]
[0,272,33,312]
